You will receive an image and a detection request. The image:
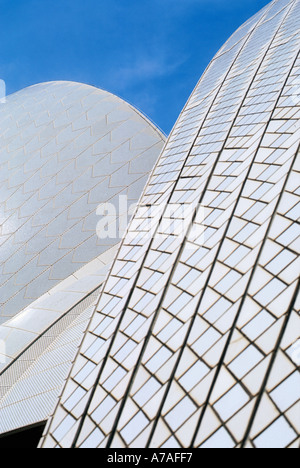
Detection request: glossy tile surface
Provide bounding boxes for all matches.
[41,0,300,449]
[0,81,165,324]
[0,81,166,435]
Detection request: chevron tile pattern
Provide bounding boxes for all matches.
[40,0,300,449]
[0,288,100,435]
[0,81,165,325]
[0,243,118,373]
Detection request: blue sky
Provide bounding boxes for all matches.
[0,0,270,134]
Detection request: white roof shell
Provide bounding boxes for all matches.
[0,81,165,325]
[0,81,166,435]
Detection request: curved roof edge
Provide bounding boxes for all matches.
[0,80,167,324]
[0,244,118,374]
[9,80,167,140]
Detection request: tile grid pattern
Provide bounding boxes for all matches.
[41,0,300,449]
[243,286,300,448]
[0,82,165,324]
[0,287,100,435]
[0,243,118,374]
[152,41,300,450]
[0,285,101,386]
[40,0,276,448]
